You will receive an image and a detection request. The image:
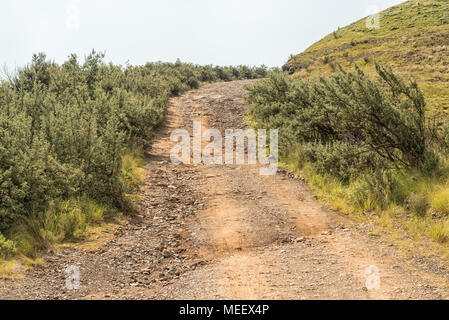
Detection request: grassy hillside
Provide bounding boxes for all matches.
[283,0,449,118]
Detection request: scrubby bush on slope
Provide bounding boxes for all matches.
[252,65,446,203]
[248,64,435,180]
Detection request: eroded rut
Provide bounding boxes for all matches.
[1,80,449,300]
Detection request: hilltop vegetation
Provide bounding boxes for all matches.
[248,0,449,249]
[284,0,449,118]
[0,52,268,258]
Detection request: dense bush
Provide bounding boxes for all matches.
[248,64,436,183]
[0,51,268,234]
[0,233,16,259]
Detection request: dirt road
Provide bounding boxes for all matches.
[1,80,449,299]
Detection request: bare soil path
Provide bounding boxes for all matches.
[1,80,449,299]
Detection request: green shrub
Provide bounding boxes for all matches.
[408,193,430,217]
[0,233,16,259]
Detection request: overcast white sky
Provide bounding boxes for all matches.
[1,0,405,69]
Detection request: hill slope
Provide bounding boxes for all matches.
[283,0,449,117]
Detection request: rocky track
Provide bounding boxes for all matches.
[1,80,449,300]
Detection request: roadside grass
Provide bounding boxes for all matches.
[0,261,22,280]
[431,220,449,244]
[281,151,449,259]
[121,143,146,204]
[430,187,449,216]
[8,197,114,258]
